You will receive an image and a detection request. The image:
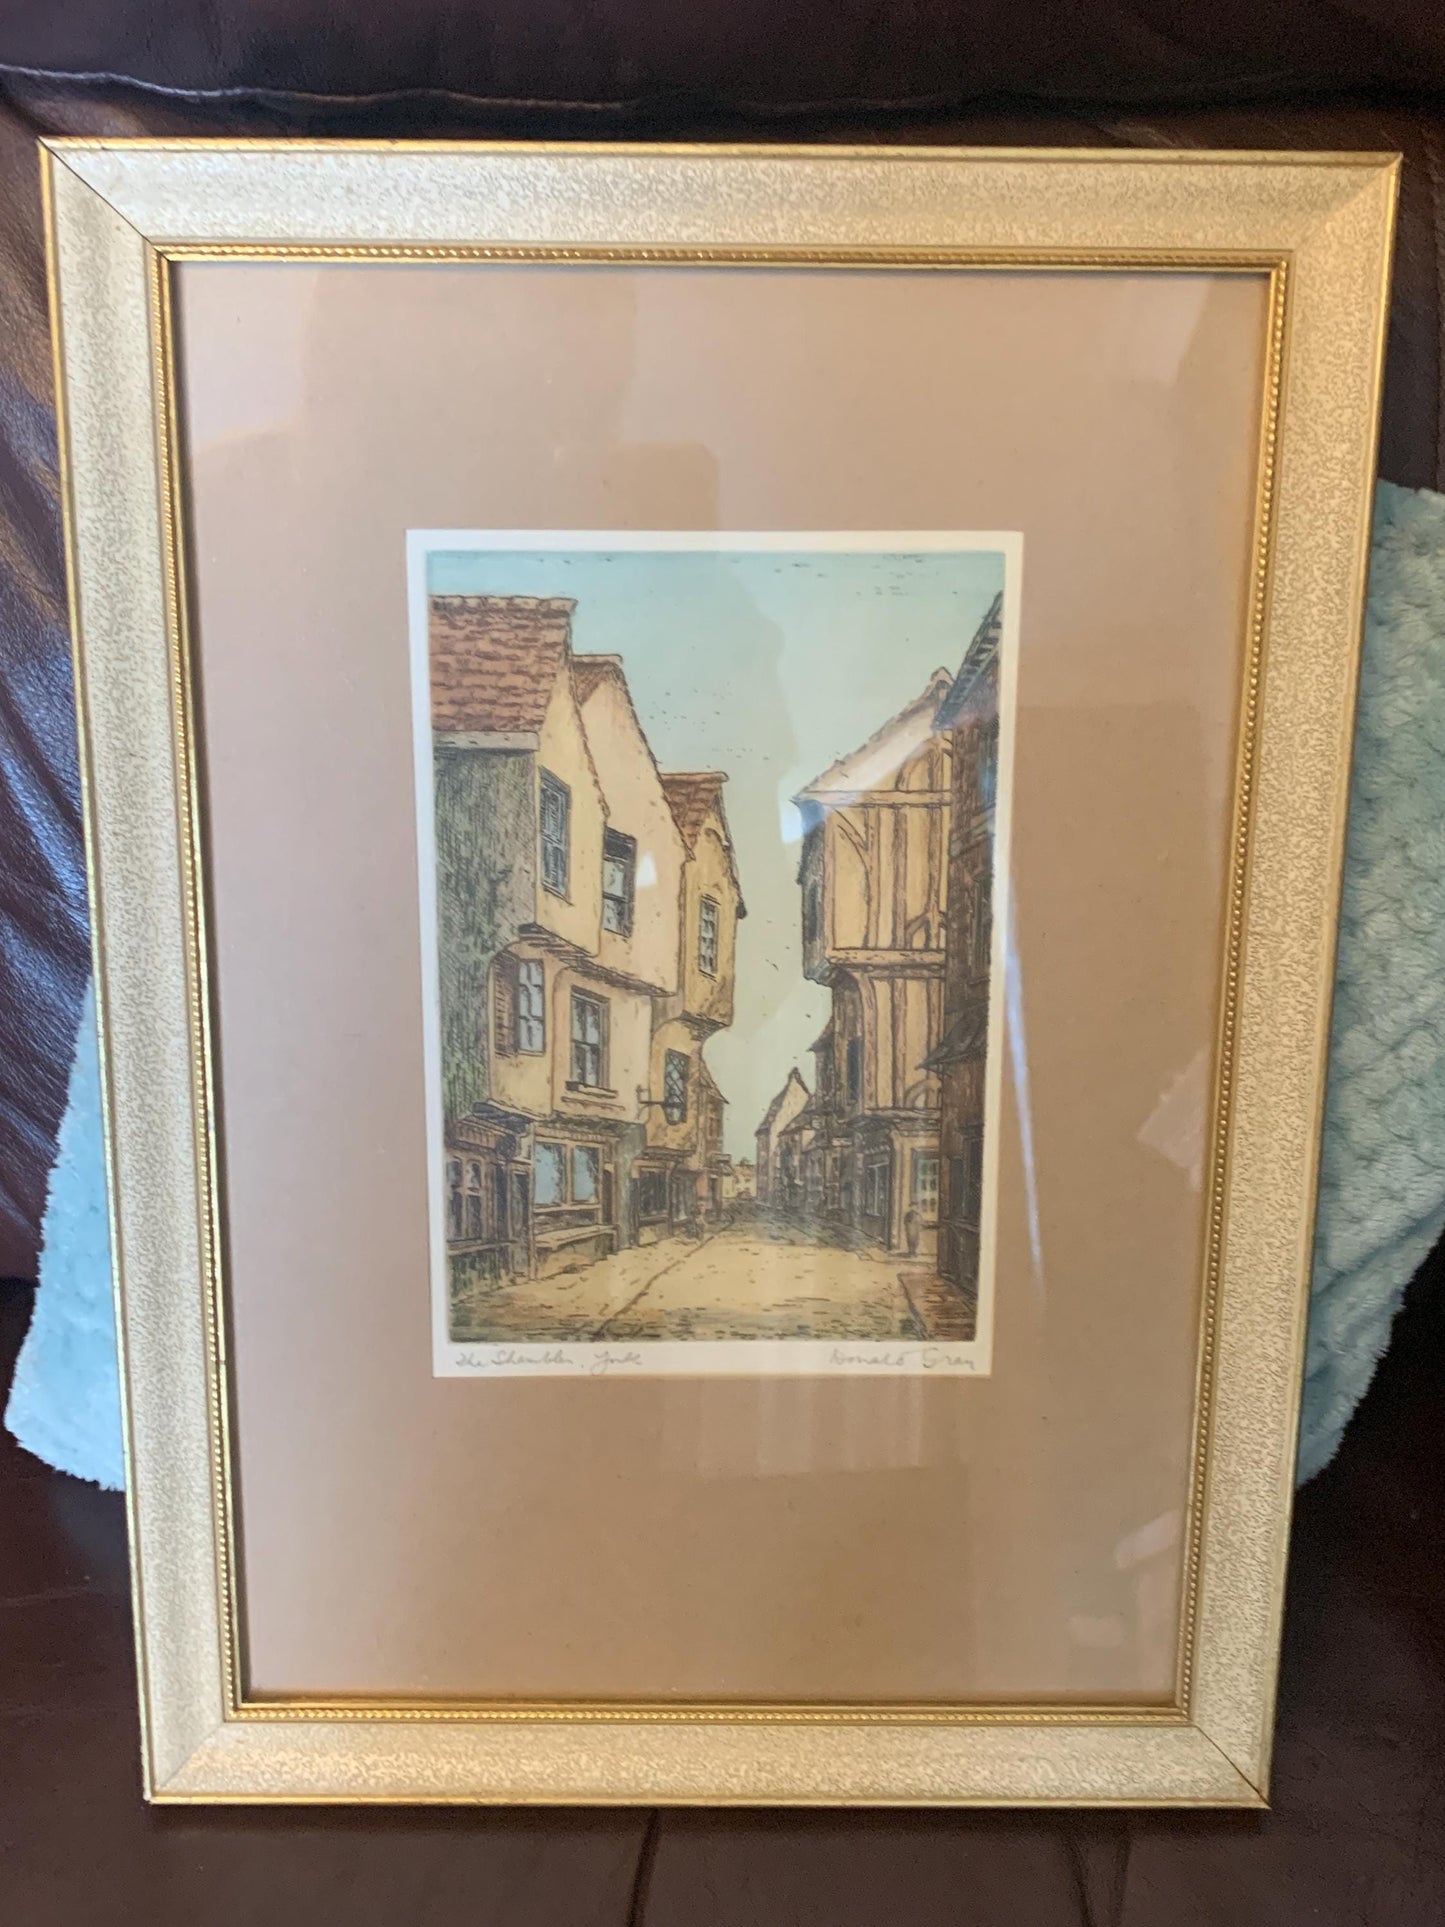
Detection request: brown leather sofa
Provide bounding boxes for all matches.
[2,9,1442,1919]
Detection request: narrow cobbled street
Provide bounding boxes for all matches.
[453,1212,961,1344]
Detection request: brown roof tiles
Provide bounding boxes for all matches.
[570,654,625,706]
[659,772,727,849]
[429,595,575,734]
[756,1067,809,1136]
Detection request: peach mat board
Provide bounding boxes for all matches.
[177,261,1268,1703]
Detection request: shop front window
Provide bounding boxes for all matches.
[464,1159,485,1240]
[637,1167,669,1220]
[572,1144,599,1204]
[535,1140,565,1207]
[865,1161,888,1218]
[912,1153,940,1222]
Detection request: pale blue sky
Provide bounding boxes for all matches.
[428,544,1006,1157]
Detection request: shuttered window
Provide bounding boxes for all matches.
[540,771,570,896]
[912,1154,940,1218]
[602,829,636,935]
[534,1141,565,1207]
[516,958,545,1053]
[698,896,719,976]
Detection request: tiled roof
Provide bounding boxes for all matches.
[696,1058,725,1103]
[570,654,624,705]
[659,772,727,849]
[429,595,575,734]
[756,1067,809,1137]
[923,1002,990,1071]
[796,669,953,801]
[661,771,747,917]
[936,592,1004,730]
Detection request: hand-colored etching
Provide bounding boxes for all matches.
[419,545,1008,1370]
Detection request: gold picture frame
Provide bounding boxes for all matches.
[46,139,1397,1806]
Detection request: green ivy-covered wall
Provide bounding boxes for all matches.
[433,749,534,1122]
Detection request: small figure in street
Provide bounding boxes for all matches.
[904,1206,922,1259]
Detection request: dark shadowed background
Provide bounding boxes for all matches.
[1,6,1443,1921]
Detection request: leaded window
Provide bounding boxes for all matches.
[663,1048,689,1125]
[464,1160,485,1240]
[698,895,719,976]
[912,1153,940,1218]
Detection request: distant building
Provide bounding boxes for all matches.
[778,1094,821,1215]
[926,593,1002,1303]
[722,1158,756,1203]
[696,1057,729,1223]
[638,771,745,1239]
[428,596,738,1300]
[755,1068,811,1206]
[792,670,953,1256]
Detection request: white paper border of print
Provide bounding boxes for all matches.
[407,530,1023,1378]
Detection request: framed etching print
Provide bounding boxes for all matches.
[412,531,1019,1379]
[47,140,1396,1807]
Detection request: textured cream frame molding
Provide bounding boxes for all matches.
[45,140,1397,1807]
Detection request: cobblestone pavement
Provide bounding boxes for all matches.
[452,1212,935,1343]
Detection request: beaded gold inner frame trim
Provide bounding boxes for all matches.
[44,140,1397,1807]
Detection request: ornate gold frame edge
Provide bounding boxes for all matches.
[44,139,1398,1806]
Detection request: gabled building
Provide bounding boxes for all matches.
[792,670,953,1255]
[779,1094,822,1215]
[570,656,686,1003]
[754,1068,811,1207]
[432,594,601,1291]
[657,774,744,1033]
[696,1057,729,1224]
[429,596,735,1306]
[639,772,746,1239]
